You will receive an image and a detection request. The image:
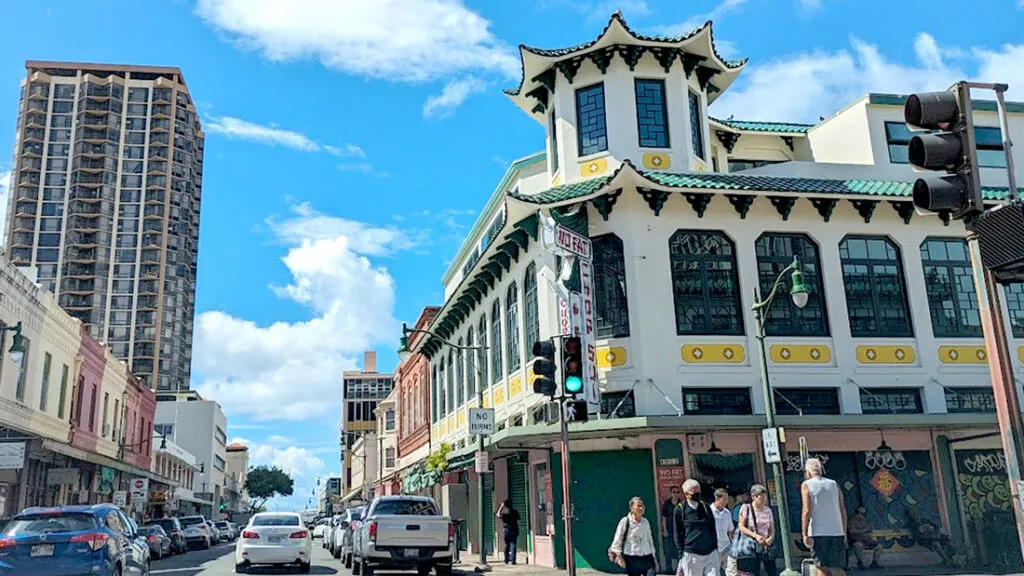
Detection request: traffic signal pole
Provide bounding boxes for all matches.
[559,396,576,576]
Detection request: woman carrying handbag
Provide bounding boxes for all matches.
[608,497,659,576]
[731,485,778,576]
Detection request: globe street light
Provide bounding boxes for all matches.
[2,322,26,365]
[752,256,808,576]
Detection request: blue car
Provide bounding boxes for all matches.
[0,504,150,575]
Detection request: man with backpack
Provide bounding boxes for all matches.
[673,479,719,576]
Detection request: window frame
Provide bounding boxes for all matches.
[838,235,914,338]
[490,300,503,384]
[575,83,609,157]
[549,110,559,174]
[593,234,631,338]
[919,237,981,338]
[860,387,923,414]
[688,90,706,160]
[506,283,521,374]
[455,339,465,408]
[478,314,489,388]
[523,263,540,358]
[446,352,455,415]
[755,233,830,337]
[40,352,52,412]
[635,78,670,149]
[669,230,744,336]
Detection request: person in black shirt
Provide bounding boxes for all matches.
[661,486,682,572]
[672,479,718,576]
[497,499,520,565]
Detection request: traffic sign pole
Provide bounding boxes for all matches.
[559,395,576,576]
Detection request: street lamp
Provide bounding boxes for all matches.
[398,322,491,572]
[751,256,808,576]
[1,322,26,365]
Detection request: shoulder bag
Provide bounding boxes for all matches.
[728,504,764,560]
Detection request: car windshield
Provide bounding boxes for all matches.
[6,513,98,535]
[372,500,439,516]
[141,526,164,535]
[180,517,205,527]
[215,522,229,528]
[152,519,178,530]
[252,515,300,527]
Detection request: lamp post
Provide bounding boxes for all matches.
[751,256,808,576]
[399,323,491,572]
[1,322,27,365]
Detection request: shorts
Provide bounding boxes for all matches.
[811,536,846,569]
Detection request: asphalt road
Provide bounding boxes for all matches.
[149,539,341,576]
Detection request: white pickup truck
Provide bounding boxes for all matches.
[351,495,455,576]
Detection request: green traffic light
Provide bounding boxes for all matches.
[565,375,583,394]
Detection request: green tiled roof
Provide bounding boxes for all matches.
[508,163,1010,205]
[712,118,815,134]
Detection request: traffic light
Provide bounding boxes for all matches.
[562,336,583,396]
[219,504,226,512]
[531,339,557,397]
[905,82,983,221]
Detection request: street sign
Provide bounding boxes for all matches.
[554,225,592,259]
[113,491,127,507]
[468,408,495,436]
[578,259,599,409]
[569,292,583,337]
[130,478,149,506]
[558,295,572,336]
[475,451,490,473]
[762,428,781,464]
[0,442,25,470]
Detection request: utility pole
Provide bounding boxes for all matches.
[558,396,576,576]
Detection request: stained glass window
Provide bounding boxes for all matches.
[669,230,743,335]
[688,91,705,160]
[593,234,630,338]
[839,236,913,337]
[446,352,454,415]
[524,263,540,356]
[491,300,503,384]
[466,327,476,397]
[755,233,829,337]
[920,238,981,338]
[455,338,465,408]
[438,361,446,416]
[860,387,922,414]
[575,83,608,156]
[506,283,521,373]
[478,314,489,388]
[682,388,752,415]
[635,79,669,148]
[944,387,995,413]
[774,388,840,415]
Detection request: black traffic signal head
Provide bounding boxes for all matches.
[562,337,583,396]
[904,83,983,220]
[531,338,557,397]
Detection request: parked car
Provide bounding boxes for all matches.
[0,504,150,575]
[326,513,343,556]
[214,520,236,541]
[179,515,213,549]
[313,517,330,542]
[336,506,365,567]
[351,496,455,576]
[139,524,173,559]
[147,517,186,554]
[206,520,223,542]
[234,512,312,574]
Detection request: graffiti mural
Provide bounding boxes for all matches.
[955,449,1023,570]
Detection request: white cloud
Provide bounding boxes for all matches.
[423,77,488,119]
[195,0,519,83]
[798,0,821,9]
[656,0,750,37]
[206,116,321,151]
[324,144,365,158]
[194,202,411,421]
[537,0,650,21]
[231,436,329,511]
[711,33,1024,123]
[0,170,10,245]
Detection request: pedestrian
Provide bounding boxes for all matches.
[735,484,778,576]
[608,496,658,576]
[496,499,520,565]
[673,479,719,576]
[847,506,881,570]
[731,493,750,525]
[661,485,683,572]
[801,458,847,576]
[709,489,734,576]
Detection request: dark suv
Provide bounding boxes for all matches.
[147,517,187,554]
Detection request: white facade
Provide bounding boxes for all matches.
[349,433,378,501]
[374,389,398,484]
[154,392,227,513]
[151,435,199,509]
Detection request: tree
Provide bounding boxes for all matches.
[245,466,294,513]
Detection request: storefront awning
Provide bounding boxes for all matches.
[177,494,214,507]
[41,439,177,487]
[340,486,362,503]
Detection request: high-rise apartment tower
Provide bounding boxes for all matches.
[4,61,204,391]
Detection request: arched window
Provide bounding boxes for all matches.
[669,230,743,335]
[593,234,630,338]
[478,314,488,389]
[506,283,521,373]
[755,233,829,337]
[524,263,540,356]
[1003,284,1024,338]
[455,338,465,407]
[446,352,454,415]
[839,236,913,337]
[491,299,503,383]
[920,238,980,337]
[437,361,446,416]
[466,326,476,397]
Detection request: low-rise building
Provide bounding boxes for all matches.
[345,433,378,506]
[224,442,249,515]
[373,389,399,495]
[154,390,228,517]
[151,435,202,516]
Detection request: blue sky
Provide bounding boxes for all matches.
[0,0,1021,510]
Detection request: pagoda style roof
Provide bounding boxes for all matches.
[710,117,815,135]
[505,12,747,123]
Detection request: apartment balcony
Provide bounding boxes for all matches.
[145,190,166,203]
[65,247,99,263]
[9,232,35,248]
[140,264,160,279]
[140,249,162,265]
[67,216,101,232]
[143,206,164,219]
[64,262,98,277]
[12,217,35,233]
[86,84,111,98]
[149,134,170,146]
[63,278,97,293]
[136,311,156,326]
[14,200,37,217]
[79,115,112,129]
[26,98,47,114]
[15,186,39,201]
[137,295,159,309]
[66,230,106,247]
[139,280,159,295]
[21,142,43,156]
[82,99,111,113]
[24,113,47,128]
[9,248,32,265]
[61,294,99,309]
[19,173,40,186]
[147,161,168,175]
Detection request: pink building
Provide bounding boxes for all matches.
[70,324,105,452]
[121,372,156,471]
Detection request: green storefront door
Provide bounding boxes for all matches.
[508,461,529,551]
[482,472,495,555]
[551,449,657,571]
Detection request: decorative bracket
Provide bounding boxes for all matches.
[715,130,741,153]
[648,47,679,73]
[555,57,584,84]
[683,193,713,218]
[681,53,705,78]
[489,251,512,272]
[809,198,838,222]
[525,86,548,111]
[639,188,671,216]
[497,241,520,263]
[531,102,545,115]
[591,189,622,221]
[850,199,878,224]
[532,68,557,93]
[589,47,616,74]
[726,194,755,219]
[781,136,795,152]
[695,66,718,91]
[889,201,914,225]
[616,45,645,71]
[768,196,798,221]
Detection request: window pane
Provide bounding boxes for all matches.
[523,264,540,357]
[491,300,503,383]
[669,231,742,335]
[839,236,913,337]
[689,91,705,160]
[755,234,829,337]
[575,84,608,156]
[506,283,521,373]
[593,235,630,338]
[635,79,669,148]
[921,238,980,337]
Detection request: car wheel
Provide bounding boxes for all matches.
[142,559,151,576]
[112,563,122,576]
[332,545,341,559]
[344,553,352,569]
[298,561,312,574]
[362,564,374,576]
[235,561,249,574]
[435,564,453,575]
[417,565,432,576]
[352,557,362,575]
